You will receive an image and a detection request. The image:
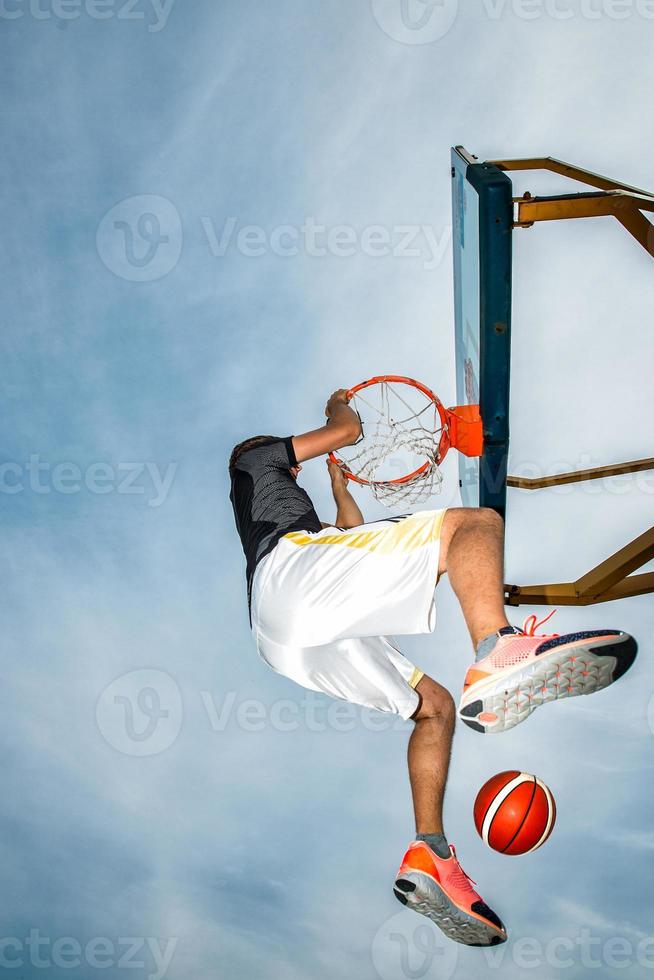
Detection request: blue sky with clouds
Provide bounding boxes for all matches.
[2,1,654,977]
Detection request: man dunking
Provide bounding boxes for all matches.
[229,388,637,947]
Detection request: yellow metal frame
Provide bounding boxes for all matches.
[488,156,654,607]
[493,156,654,257]
[506,529,654,607]
[507,457,654,491]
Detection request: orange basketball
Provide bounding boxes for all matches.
[474,771,556,856]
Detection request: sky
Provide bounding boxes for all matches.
[2,1,654,978]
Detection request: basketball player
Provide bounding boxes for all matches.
[229,389,637,947]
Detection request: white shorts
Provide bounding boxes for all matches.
[251,510,447,720]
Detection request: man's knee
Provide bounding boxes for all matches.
[414,676,455,723]
[477,507,504,531]
[444,506,503,533]
[439,507,504,574]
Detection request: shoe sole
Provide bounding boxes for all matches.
[393,871,507,947]
[459,633,637,734]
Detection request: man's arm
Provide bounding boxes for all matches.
[292,389,361,464]
[327,460,364,529]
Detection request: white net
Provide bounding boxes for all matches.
[336,379,445,508]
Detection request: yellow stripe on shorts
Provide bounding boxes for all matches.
[284,511,446,556]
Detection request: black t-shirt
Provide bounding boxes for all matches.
[230,437,322,610]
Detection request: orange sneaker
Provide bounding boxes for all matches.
[459,614,637,734]
[394,841,507,947]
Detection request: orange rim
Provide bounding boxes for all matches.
[328,375,452,488]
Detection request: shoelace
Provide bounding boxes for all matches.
[522,609,558,637]
[448,845,477,889]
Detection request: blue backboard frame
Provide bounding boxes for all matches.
[452,147,513,518]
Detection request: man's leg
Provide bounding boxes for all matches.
[405,509,507,834]
[438,507,510,648]
[441,509,637,735]
[405,509,506,837]
[408,676,455,837]
[397,672,507,947]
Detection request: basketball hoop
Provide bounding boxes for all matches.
[329,376,483,508]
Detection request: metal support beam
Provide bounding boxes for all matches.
[507,457,654,490]
[488,156,654,258]
[575,527,654,598]
[506,573,654,607]
[514,191,654,257]
[505,528,654,607]
[483,153,654,607]
[490,156,652,197]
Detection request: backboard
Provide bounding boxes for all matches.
[451,146,514,517]
[451,148,654,606]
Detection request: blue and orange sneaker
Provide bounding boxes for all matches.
[459,614,637,734]
[394,841,507,947]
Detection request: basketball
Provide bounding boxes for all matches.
[474,771,556,856]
